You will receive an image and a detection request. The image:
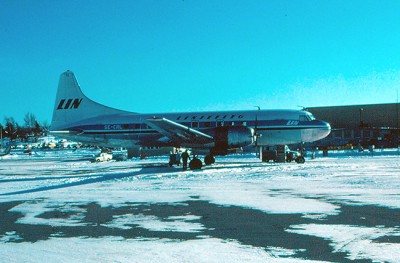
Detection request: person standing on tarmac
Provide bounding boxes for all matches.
[181,150,190,170]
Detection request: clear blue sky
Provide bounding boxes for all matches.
[1,0,400,125]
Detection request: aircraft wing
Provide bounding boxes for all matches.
[145,117,214,145]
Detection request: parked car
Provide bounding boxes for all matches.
[91,152,113,163]
[113,153,128,162]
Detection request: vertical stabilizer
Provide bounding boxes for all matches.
[51,70,129,130]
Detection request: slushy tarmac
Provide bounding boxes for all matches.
[1,150,399,262]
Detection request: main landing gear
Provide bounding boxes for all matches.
[204,154,215,165]
[189,157,202,170]
[187,154,215,170]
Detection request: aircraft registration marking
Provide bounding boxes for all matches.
[104,124,123,130]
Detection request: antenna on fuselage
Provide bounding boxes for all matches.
[297,105,308,111]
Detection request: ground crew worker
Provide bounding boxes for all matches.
[181,150,190,170]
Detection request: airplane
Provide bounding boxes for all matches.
[50,70,331,169]
[0,145,11,157]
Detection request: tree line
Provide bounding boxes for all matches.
[1,113,49,141]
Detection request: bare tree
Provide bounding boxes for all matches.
[4,117,17,139]
[24,112,37,129]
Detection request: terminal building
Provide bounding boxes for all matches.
[307,103,400,149]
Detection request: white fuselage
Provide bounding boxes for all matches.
[53,109,331,151]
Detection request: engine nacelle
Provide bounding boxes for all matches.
[213,126,254,151]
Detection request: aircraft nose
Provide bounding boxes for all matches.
[318,121,331,140]
[301,120,332,142]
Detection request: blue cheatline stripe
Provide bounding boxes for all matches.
[76,125,327,135]
[69,119,319,131]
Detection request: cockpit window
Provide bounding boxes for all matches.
[307,113,316,120]
[299,113,316,121]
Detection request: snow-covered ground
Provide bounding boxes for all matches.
[0,149,399,262]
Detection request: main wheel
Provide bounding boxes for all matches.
[295,156,305,164]
[189,158,203,170]
[204,155,215,165]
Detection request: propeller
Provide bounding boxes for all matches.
[253,106,262,157]
[254,106,260,146]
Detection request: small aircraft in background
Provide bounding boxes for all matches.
[0,128,11,157]
[50,71,331,169]
[0,145,11,157]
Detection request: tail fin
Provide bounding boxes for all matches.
[51,70,130,130]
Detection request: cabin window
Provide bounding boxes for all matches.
[215,115,220,119]
[184,116,189,120]
[207,116,212,120]
[177,116,181,120]
[192,116,196,120]
[230,115,236,119]
[222,115,227,119]
[205,122,212,127]
[135,124,140,129]
[217,121,224,127]
[122,124,129,129]
[192,122,199,128]
[200,116,204,120]
[242,121,247,126]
